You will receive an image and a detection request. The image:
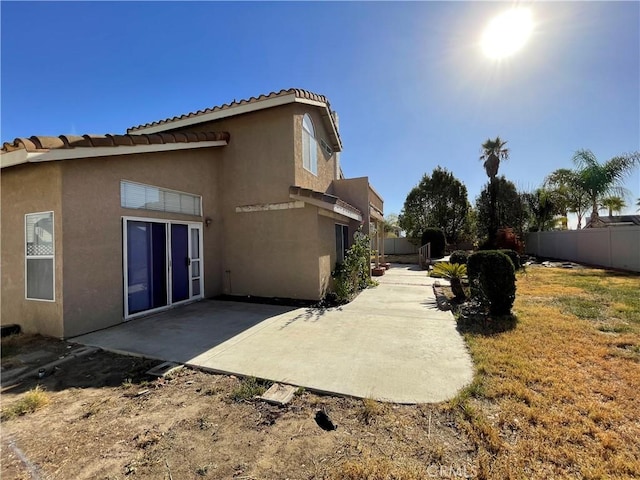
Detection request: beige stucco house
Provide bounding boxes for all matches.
[1,88,384,338]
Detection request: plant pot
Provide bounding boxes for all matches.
[372,267,386,276]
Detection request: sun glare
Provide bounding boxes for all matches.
[481,8,533,60]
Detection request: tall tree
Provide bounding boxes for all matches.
[479,137,509,244]
[522,188,562,231]
[382,213,401,237]
[545,168,590,229]
[600,196,626,216]
[399,167,470,243]
[476,176,528,239]
[572,149,640,222]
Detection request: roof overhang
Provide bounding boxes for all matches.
[290,192,362,221]
[1,140,227,169]
[129,93,342,151]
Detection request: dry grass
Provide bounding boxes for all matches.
[452,267,640,479]
[1,386,50,420]
[330,456,426,480]
[359,397,388,425]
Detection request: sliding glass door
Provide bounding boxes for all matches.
[124,218,203,319]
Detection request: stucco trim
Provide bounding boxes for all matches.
[370,204,384,222]
[235,201,306,213]
[290,194,362,221]
[1,140,228,169]
[318,209,355,222]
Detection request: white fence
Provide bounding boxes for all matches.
[384,237,419,255]
[525,226,640,272]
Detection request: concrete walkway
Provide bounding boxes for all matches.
[73,265,474,403]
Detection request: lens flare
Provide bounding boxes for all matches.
[481,8,534,59]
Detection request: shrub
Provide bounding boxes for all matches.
[420,228,446,258]
[495,227,524,253]
[449,250,469,265]
[1,386,50,420]
[498,249,521,270]
[332,227,371,303]
[467,251,516,315]
[431,262,467,300]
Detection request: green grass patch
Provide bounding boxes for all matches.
[556,296,604,320]
[229,376,271,402]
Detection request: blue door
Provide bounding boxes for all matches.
[126,221,167,315]
[171,224,189,303]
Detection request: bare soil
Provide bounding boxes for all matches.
[1,336,477,480]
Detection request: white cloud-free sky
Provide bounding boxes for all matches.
[2,1,639,221]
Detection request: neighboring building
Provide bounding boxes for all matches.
[1,89,384,338]
[584,215,640,229]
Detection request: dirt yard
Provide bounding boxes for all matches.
[1,335,477,480]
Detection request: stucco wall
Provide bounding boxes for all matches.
[1,163,65,337]
[222,206,323,300]
[60,148,224,337]
[292,105,339,193]
[174,105,297,207]
[175,103,338,301]
[331,177,371,231]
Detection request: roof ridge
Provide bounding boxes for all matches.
[127,88,330,132]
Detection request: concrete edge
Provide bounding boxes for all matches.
[2,346,102,385]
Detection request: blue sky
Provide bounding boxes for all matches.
[2,1,639,223]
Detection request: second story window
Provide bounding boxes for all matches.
[302,114,318,175]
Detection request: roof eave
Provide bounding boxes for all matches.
[0,140,228,169]
[128,94,343,152]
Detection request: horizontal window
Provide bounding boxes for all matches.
[121,181,202,216]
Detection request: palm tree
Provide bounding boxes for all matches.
[600,196,627,216]
[480,137,509,180]
[572,149,640,222]
[479,137,509,243]
[545,168,590,229]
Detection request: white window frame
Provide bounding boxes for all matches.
[120,180,203,217]
[335,223,349,264]
[25,211,55,302]
[122,216,204,320]
[302,114,318,175]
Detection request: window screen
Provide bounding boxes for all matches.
[25,212,54,301]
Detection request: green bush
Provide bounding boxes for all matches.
[421,228,446,258]
[498,249,521,270]
[431,262,467,300]
[467,250,516,315]
[449,250,469,265]
[332,227,371,303]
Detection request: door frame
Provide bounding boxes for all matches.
[122,216,204,320]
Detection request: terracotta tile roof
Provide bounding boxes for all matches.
[128,88,335,133]
[2,132,230,153]
[289,185,362,218]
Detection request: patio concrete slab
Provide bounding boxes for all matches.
[73,264,474,403]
